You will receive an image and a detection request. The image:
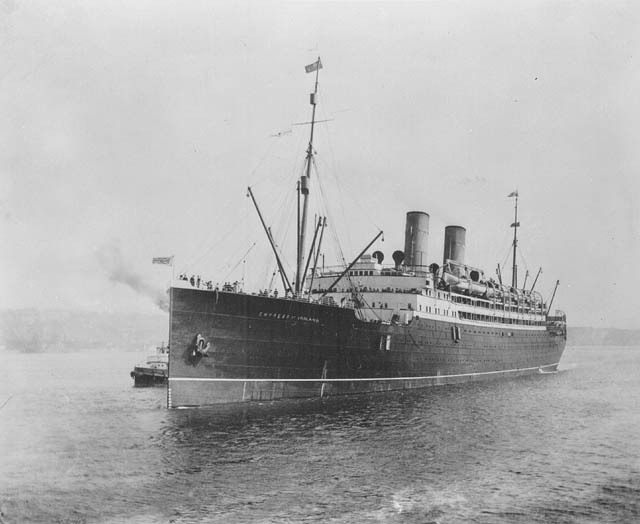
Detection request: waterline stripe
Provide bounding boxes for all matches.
[169,363,559,383]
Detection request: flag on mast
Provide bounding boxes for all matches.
[152,256,174,265]
[305,58,323,73]
[507,190,519,197]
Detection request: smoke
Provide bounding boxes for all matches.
[97,241,169,312]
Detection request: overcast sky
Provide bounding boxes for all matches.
[1,0,639,328]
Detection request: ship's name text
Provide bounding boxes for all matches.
[257,311,320,323]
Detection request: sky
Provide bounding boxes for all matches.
[1,0,639,328]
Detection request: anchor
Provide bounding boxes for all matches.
[189,333,211,362]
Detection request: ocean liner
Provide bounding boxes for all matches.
[167,59,567,408]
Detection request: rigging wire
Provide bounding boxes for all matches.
[498,234,533,288]
[313,156,346,265]
[179,133,289,275]
[215,129,308,290]
[177,200,253,276]
[499,245,513,275]
[311,155,368,295]
[222,242,257,282]
[245,114,321,294]
[517,245,531,275]
[215,238,256,275]
[313,152,385,295]
[318,112,384,232]
[179,129,302,277]
[275,179,298,248]
[316,115,355,257]
[246,133,290,190]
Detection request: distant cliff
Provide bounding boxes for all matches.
[567,327,640,347]
[0,308,168,352]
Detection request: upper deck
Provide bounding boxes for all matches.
[305,254,550,329]
[172,251,555,331]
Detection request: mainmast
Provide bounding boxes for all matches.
[509,190,519,289]
[296,57,322,295]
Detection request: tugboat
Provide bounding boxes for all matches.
[130,343,169,387]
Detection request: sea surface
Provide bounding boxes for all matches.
[1,345,639,524]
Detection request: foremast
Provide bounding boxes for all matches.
[296,57,322,294]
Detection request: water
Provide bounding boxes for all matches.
[1,346,639,524]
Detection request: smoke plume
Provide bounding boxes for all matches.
[97,241,169,312]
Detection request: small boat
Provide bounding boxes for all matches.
[130,343,169,387]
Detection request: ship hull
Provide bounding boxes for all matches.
[130,366,168,387]
[168,287,565,407]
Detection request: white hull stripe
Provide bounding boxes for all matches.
[169,363,559,383]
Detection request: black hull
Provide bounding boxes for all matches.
[168,287,566,407]
[130,366,168,387]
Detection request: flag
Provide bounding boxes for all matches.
[152,256,173,265]
[305,58,323,73]
[507,190,518,197]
